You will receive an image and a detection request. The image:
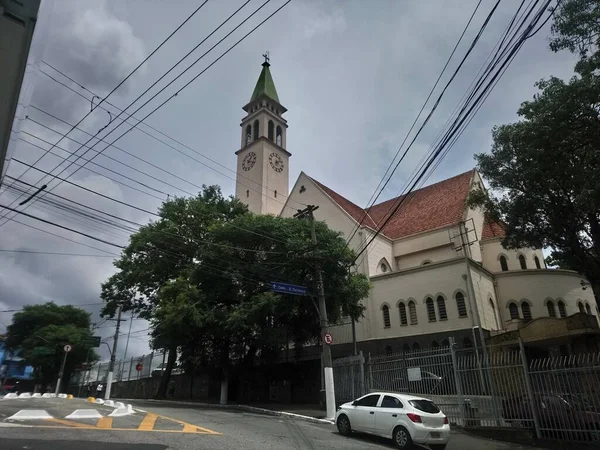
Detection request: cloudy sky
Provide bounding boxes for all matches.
[0,0,579,360]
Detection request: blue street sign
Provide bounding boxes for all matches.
[270,282,308,296]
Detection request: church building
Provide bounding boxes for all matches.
[235,59,599,358]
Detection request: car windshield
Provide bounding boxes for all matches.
[409,399,440,413]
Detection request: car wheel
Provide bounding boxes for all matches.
[336,414,352,436]
[430,445,447,450]
[393,426,413,449]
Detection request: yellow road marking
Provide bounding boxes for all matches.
[156,413,220,435]
[11,424,220,434]
[46,418,96,429]
[96,417,113,429]
[138,412,158,431]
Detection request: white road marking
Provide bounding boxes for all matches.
[7,409,54,420]
[65,409,104,419]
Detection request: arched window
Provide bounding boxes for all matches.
[382,305,391,328]
[509,302,519,319]
[578,301,585,314]
[442,339,450,347]
[408,301,418,325]
[412,342,420,351]
[268,120,274,141]
[558,300,567,318]
[274,190,277,198]
[276,125,282,146]
[534,255,541,269]
[253,120,259,140]
[463,338,473,348]
[456,292,468,318]
[399,302,408,326]
[426,297,436,322]
[432,341,439,348]
[245,125,252,145]
[547,300,556,318]
[437,296,447,320]
[586,303,592,315]
[403,344,410,353]
[519,254,527,270]
[422,260,431,265]
[385,345,393,355]
[500,255,508,271]
[246,189,249,198]
[521,302,532,321]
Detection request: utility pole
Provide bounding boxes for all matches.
[294,205,336,420]
[104,306,124,400]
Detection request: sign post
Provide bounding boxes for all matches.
[55,344,71,395]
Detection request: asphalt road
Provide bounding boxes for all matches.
[0,397,541,449]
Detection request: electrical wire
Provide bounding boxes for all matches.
[352,0,552,264]
[0,249,115,257]
[0,0,210,216]
[0,0,280,225]
[37,63,308,211]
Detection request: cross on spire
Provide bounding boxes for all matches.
[262,51,270,65]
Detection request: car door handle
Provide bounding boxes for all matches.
[370,411,374,414]
[392,414,397,417]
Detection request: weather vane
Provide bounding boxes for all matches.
[262,51,270,64]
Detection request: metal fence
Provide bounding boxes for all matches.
[335,337,600,444]
[70,351,167,394]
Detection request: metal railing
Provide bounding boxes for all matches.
[337,337,600,443]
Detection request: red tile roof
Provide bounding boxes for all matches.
[311,170,475,240]
[481,215,506,240]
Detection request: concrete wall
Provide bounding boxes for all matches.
[481,239,545,273]
[395,244,458,270]
[368,259,475,339]
[495,269,597,322]
[469,265,502,330]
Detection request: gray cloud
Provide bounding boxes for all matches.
[0,0,582,360]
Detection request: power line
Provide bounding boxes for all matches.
[37,63,307,211]
[352,0,552,264]
[0,0,210,217]
[0,0,276,224]
[0,249,115,257]
[345,0,487,247]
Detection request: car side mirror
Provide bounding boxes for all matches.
[352,401,358,406]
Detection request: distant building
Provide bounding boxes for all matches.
[0,339,34,385]
[234,60,599,358]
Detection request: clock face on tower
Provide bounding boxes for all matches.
[242,151,256,171]
[269,152,284,173]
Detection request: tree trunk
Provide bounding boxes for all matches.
[155,345,177,399]
[189,372,194,400]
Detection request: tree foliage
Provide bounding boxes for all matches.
[468,69,600,300]
[101,186,370,397]
[550,0,600,73]
[5,303,98,386]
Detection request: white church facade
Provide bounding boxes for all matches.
[235,60,598,357]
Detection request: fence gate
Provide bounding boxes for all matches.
[332,351,365,405]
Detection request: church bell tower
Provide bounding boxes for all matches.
[235,54,290,215]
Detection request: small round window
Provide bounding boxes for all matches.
[380,263,388,273]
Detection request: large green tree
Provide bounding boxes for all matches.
[101,188,370,399]
[468,68,600,301]
[5,303,98,389]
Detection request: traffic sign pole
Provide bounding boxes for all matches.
[54,344,71,395]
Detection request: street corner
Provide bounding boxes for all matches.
[0,398,221,436]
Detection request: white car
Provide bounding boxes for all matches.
[335,392,450,449]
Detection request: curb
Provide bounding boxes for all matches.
[123,399,334,425]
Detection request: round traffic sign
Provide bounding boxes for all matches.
[136,363,143,372]
[63,344,72,353]
[324,333,333,345]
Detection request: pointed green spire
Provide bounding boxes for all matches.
[250,61,280,103]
